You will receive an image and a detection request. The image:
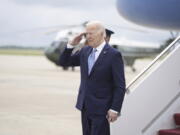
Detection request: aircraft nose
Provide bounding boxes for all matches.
[44,45,59,65]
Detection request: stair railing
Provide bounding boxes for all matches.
[126,35,180,94]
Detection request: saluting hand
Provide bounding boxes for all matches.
[69,32,86,46]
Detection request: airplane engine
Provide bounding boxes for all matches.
[116,0,180,30]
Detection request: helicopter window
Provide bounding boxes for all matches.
[51,42,56,47]
[59,41,68,47]
[55,48,60,53]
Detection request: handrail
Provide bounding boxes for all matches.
[126,35,180,93]
[142,91,180,133]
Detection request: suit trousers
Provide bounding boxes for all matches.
[81,109,110,135]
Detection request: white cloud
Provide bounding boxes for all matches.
[11,0,114,9]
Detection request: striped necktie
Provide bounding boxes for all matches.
[88,48,97,74]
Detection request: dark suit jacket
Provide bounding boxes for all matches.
[59,43,126,115]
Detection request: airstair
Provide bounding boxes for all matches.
[111,36,180,135]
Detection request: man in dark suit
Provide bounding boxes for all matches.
[59,21,126,135]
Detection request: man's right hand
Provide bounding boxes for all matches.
[69,33,86,46]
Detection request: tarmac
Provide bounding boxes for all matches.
[0,55,152,135]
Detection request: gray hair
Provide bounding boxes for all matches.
[86,21,106,38]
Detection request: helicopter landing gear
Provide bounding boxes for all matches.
[62,66,75,71]
[131,67,136,72]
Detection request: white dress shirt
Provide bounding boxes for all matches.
[93,41,105,61]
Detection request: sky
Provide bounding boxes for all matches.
[0,0,171,47]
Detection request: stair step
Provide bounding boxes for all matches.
[159,128,180,135]
[174,113,180,126]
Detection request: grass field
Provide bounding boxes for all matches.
[0,48,44,56]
